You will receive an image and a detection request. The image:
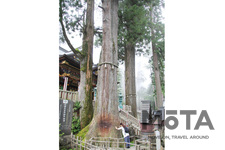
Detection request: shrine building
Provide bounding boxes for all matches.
[59,46,98,91]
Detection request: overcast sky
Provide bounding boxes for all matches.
[60,0,153,92]
[60,0,102,64]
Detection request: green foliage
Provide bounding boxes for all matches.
[59,0,103,48]
[73,101,81,111]
[72,102,81,134]
[77,123,90,139]
[118,0,151,61]
[148,0,165,98]
[94,33,102,47]
[130,140,135,147]
[59,0,84,36]
[71,117,81,134]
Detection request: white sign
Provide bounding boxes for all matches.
[63,100,68,104]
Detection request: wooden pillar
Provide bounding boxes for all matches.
[90,139,92,148]
[76,136,78,150]
[80,137,82,150]
[135,140,137,150]
[84,139,86,150]
[70,133,74,149]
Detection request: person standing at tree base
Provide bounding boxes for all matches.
[115,123,130,148]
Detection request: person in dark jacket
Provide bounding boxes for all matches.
[115,123,130,148]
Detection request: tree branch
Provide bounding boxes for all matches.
[98,5,105,11]
[94,31,102,34]
[59,0,82,58]
[77,22,83,29]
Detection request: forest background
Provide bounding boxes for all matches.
[1,0,225,150]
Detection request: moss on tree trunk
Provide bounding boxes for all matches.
[79,0,94,129]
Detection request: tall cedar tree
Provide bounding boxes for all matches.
[149,0,165,108]
[59,0,94,128]
[87,0,120,139]
[118,0,150,117]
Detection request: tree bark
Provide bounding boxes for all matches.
[125,43,137,117]
[87,0,119,139]
[152,45,163,108]
[79,0,94,128]
[150,7,163,109]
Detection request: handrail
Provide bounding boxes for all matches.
[90,135,140,141]
[59,89,79,102]
[119,109,141,131]
[84,139,149,149]
[59,89,78,94]
[69,135,151,150]
[123,105,132,112]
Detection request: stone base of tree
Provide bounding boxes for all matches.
[59,134,75,149]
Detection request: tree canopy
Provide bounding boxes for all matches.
[118,0,150,61]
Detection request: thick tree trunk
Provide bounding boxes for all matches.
[79,0,94,129]
[87,0,119,139]
[125,43,137,117]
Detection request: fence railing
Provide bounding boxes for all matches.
[59,89,79,102]
[70,136,151,150]
[123,105,132,112]
[119,109,141,132]
[71,136,101,150]
[137,110,141,121]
